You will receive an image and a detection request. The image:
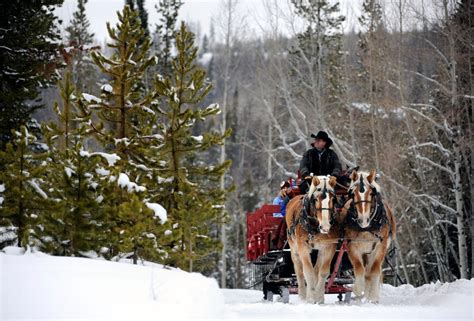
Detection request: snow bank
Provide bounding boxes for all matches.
[1,247,472,321]
[0,247,224,320]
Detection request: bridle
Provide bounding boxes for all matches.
[292,180,337,237]
[347,176,381,227]
[309,180,337,224]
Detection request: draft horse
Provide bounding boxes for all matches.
[285,175,340,303]
[342,170,397,303]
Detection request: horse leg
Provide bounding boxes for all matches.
[313,244,336,304]
[364,252,374,300]
[365,241,388,303]
[298,240,317,303]
[347,244,365,299]
[290,244,306,301]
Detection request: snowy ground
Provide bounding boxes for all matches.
[1,247,473,321]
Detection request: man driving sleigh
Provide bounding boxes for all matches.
[299,131,342,194]
[272,131,343,249]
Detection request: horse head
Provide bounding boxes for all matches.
[307,175,337,234]
[348,169,380,228]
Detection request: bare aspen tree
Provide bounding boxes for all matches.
[215,0,246,288]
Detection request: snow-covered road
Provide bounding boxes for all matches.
[221,282,473,320]
[1,247,473,321]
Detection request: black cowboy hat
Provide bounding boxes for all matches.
[311,131,333,147]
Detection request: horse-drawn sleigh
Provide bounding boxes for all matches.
[246,169,397,304]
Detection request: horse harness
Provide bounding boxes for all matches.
[288,177,391,243]
[288,184,337,240]
[345,177,391,241]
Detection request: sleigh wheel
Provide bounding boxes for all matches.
[266,290,274,302]
[344,291,351,303]
[280,286,290,304]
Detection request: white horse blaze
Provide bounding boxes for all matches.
[320,195,331,233]
[359,190,371,228]
[310,176,334,233]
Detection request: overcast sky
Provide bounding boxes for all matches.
[55,0,366,43]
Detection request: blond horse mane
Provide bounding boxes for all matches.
[307,175,337,197]
[349,171,381,192]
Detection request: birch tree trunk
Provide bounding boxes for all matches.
[218,0,241,288]
[442,0,468,279]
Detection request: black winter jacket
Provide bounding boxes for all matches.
[299,148,342,178]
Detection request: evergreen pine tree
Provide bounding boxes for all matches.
[125,0,150,38]
[137,0,150,38]
[152,22,231,272]
[0,126,50,248]
[80,5,169,263]
[66,0,94,47]
[64,0,98,94]
[357,0,387,101]
[85,5,156,149]
[95,170,167,263]
[153,0,183,75]
[0,0,63,148]
[33,72,108,256]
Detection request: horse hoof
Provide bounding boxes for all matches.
[305,296,324,304]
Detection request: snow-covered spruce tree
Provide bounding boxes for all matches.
[85,5,156,147]
[152,22,231,272]
[100,188,167,264]
[126,0,150,38]
[80,5,169,263]
[153,0,183,75]
[0,0,63,148]
[64,0,98,94]
[0,126,50,248]
[65,0,94,46]
[33,72,109,256]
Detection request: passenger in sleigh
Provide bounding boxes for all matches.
[272,181,290,218]
[271,180,292,249]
